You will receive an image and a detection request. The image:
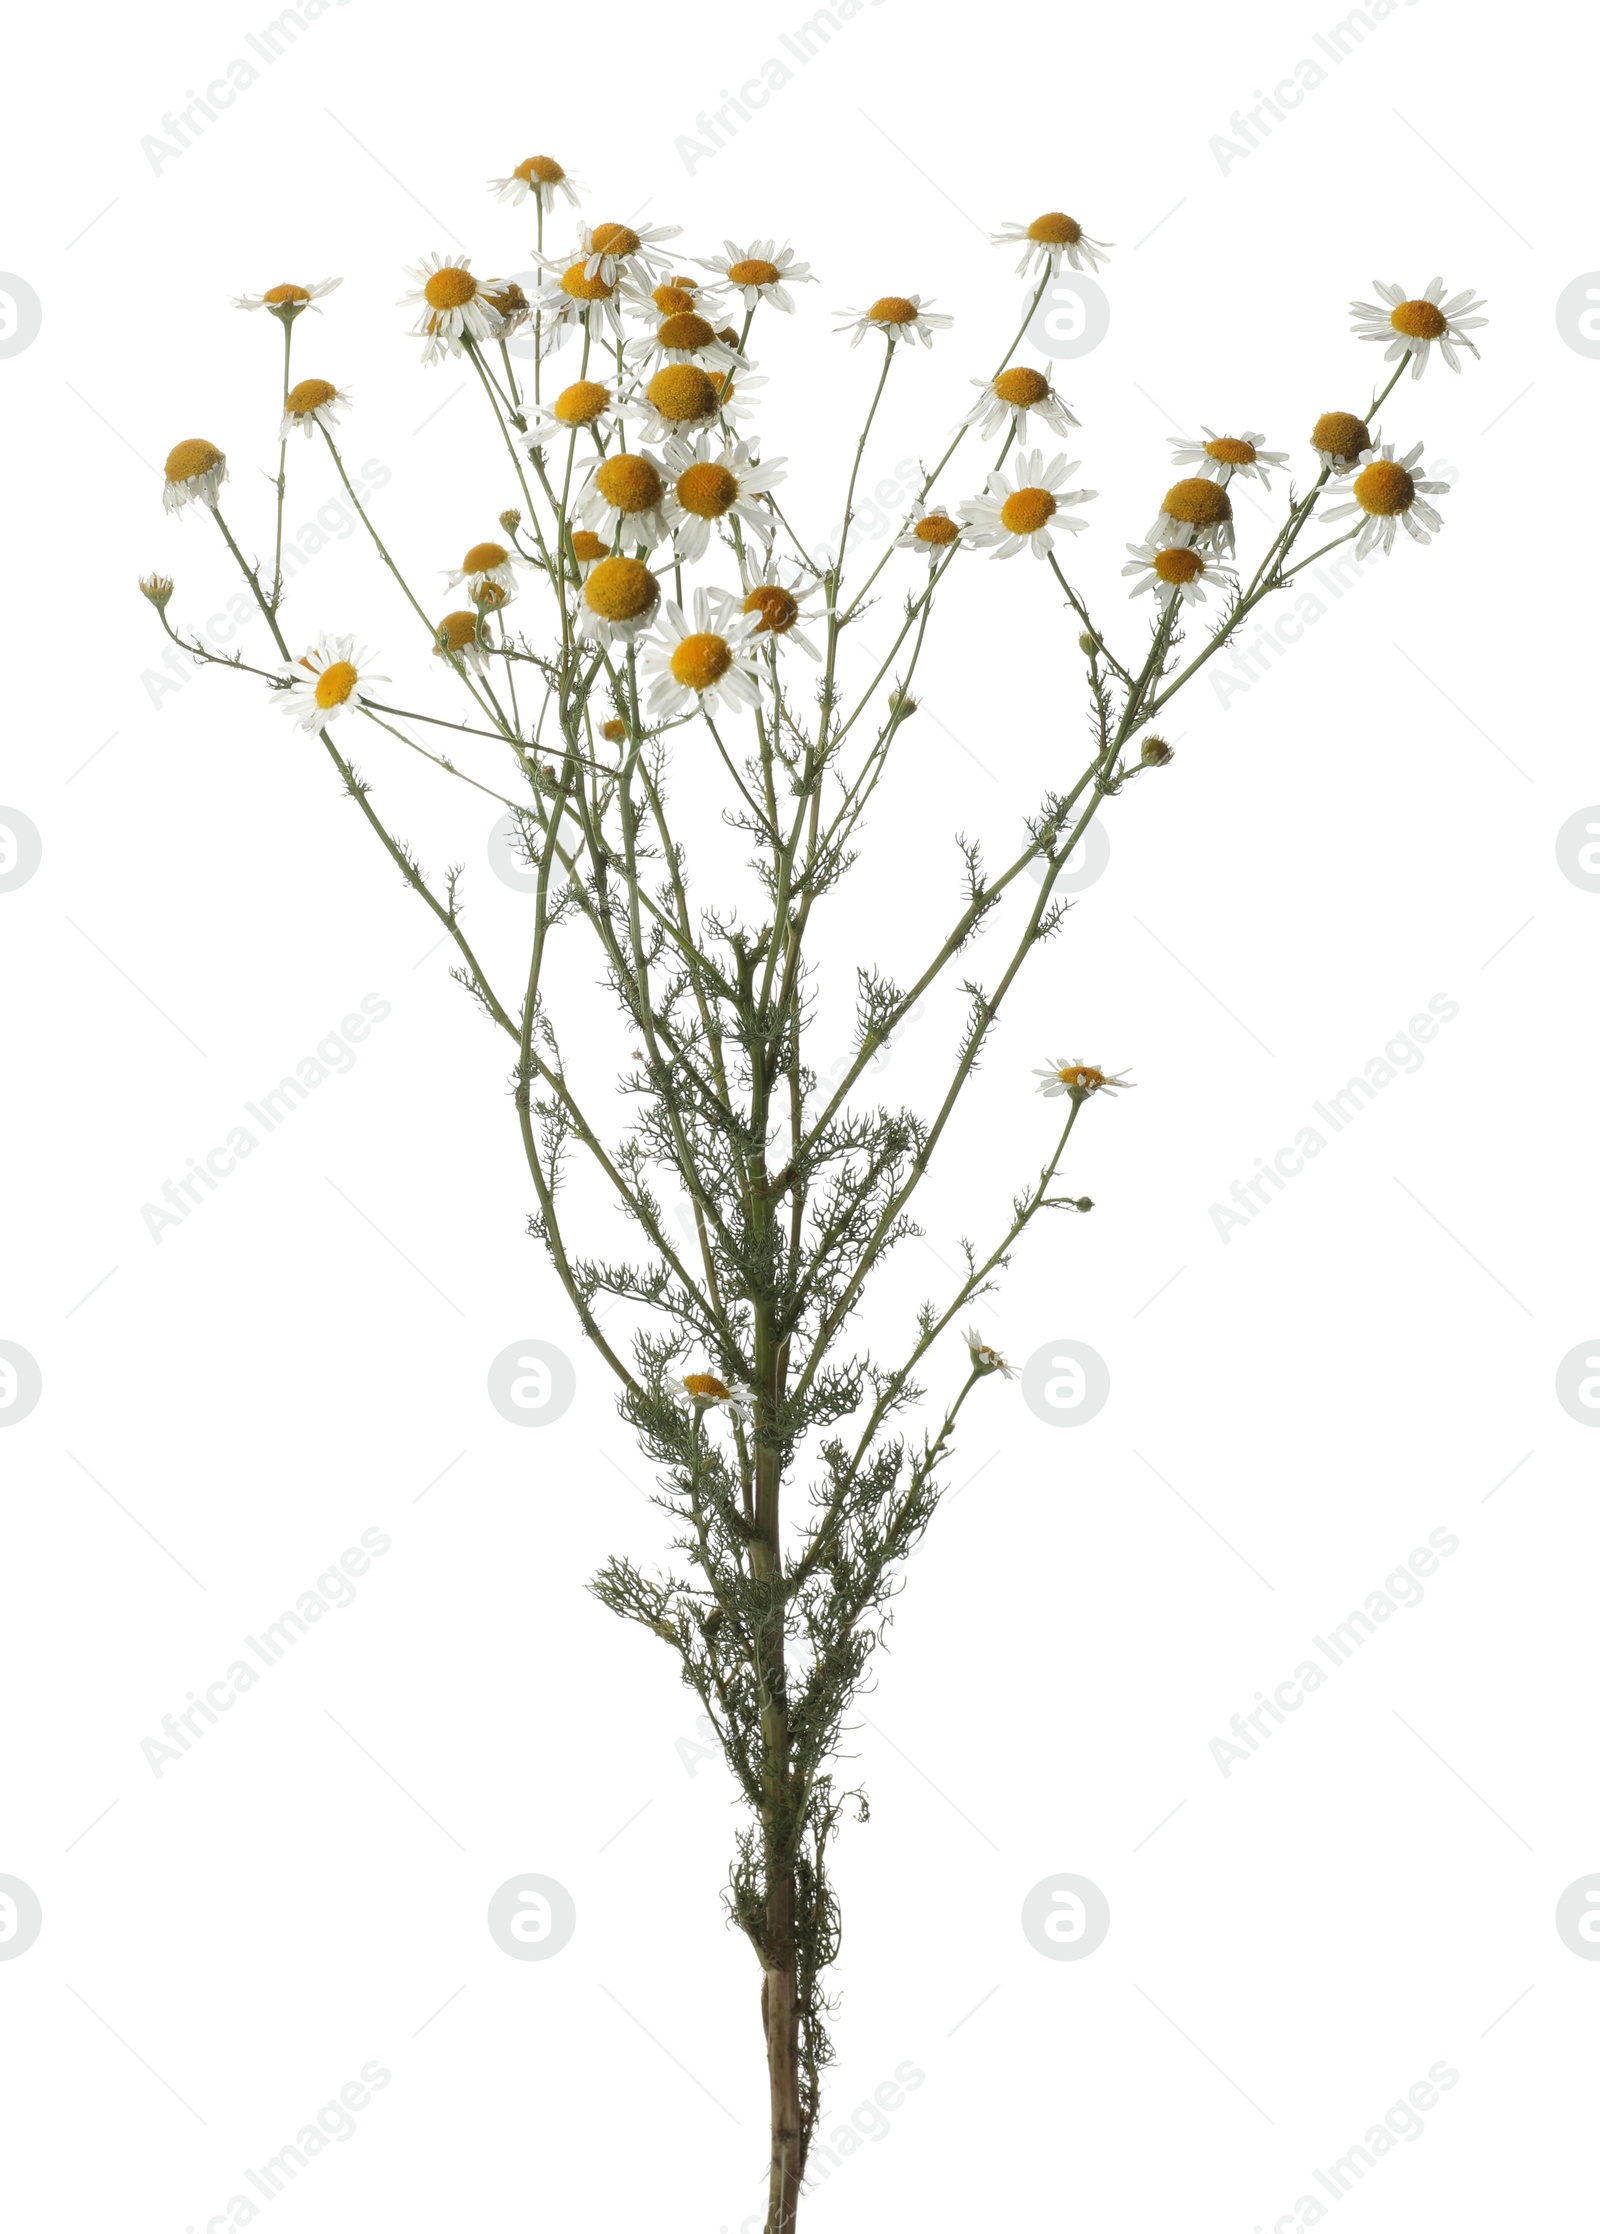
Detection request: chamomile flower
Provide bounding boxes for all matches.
[233,277,341,317]
[568,219,683,289]
[524,378,616,452]
[445,540,526,601]
[568,530,610,578]
[625,309,745,374]
[640,588,762,718]
[534,259,625,347]
[1165,428,1287,487]
[1350,277,1487,378]
[960,365,1080,443]
[277,634,387,732]
[162,439,228,514]
[624,273,724,321]
[1122,540,1236,612]
[1147,478,1234,556]
[681,1372,756,1416]
[963,1327,1014,1380]
[738,562,824,660]
[577,450,673,554]
[1309,411,1374,471]
[434,611,492,677]
[991,213,1110,279]
[894,507,962,554]
[1033,1059,1134,1099]
[279,379,350,440]
[481,280,533,336]
[400,253,506,364]
[578,555,662,648]
[959,450,1096,560]
[631,363,724,445]
[663,435,785,562]
[697,240,815,314]
[489,155,580,210]
[835,295,953,349]
[1320,441,1450,557]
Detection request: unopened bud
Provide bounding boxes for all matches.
[1072,1196,1094,1213]
[887,687,917,722]
[1140,735,1174,767]
[498,508,522,535]
[602,718,627,744]
[139,572,175,610]
[1078,631,1099,656]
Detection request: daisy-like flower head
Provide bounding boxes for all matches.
[959,449,1097,561]
[1309,411,1373,471]
[568,529,610,578]
[434,610,491,677]
[991,213,1110,279]
[1121,539,1237,613]
[570,219,683,290]
[481,280,533,335]
[444,539,525,600]
[681,1371,756,1416]
[961,364,1080,443]
[277,633,387,732]
[490,155,580,210]
[640,586,762,719]
[663,434,786,562]
[626,308,746,375]
[963,1326,1015,1381]
[1148,477,1234,557]
[162,439,228,514]
[1350,277,1487,379]
[535,257,626,347]
[836,294,953,350]
[524,377,615,452]
[577,449,673,555]
[1166,428,1287,487]
[601,717,629,744]
[400,253,506,364]
[698,240,816,315]
[1033,1059,1134,1099]
[579,554,662,648]
[739,562,824,661]
[1320,440,1450,558]
[894,506,962,554]
[279,378,350,441]
[632,362,723,446]
[233,277,341,319]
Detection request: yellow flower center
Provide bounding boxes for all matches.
[516,155,565,184]
[596,453,665,513]
[590,223,641,257]
[649,364,718,424]
[1311,410,1372,460]
[314,660,358,708]
[262,283,310,304]
[472,580,509,610]
[1160,478,1232,527]
[1056,1063,1105,1089]
[1390,298,1449,341]
[1028,213,1082,245]
[671,633,733,690]
[1000,487,1057,536]
[423,266,478,310]
[463,541,509,575]
[729,258,781,287]
[484,282,529,316]
[1352,458,1416,517]
[993,366,1050,408]
[683,1372,731,1400]
[436,612,481,652]
[654,283,698,314]
[1204,435,1256,466]
[867,295,919,325]
[584,556,660,622]
[744,585,799,634]
[571,530,608,563]
[676,461,738,518]
[285,378,338,416]
[553,379,610,426]
[602,718,627,743]
[913,514,960,545]
[657,311,717,351]
[165,438,223,483]
[561,262,615,301]
[1152,547,1205,583]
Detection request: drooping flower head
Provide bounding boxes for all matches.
[697,240,815,314]
[490,155,580,211]
[162,439,228,514]
[1166,429,1287,487]
[961,366,1080,443]
[1033,1060,1134,1099]
[835,295,953,349]
[233,277,341,319]
[990,212,1110,280]
[279,378,350,441]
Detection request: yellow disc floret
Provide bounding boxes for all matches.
[463,540,509,574]
[1311,411,1372,462]
[424,266,478,310]
[1028,213,1083,246]
[993,367,1051,408]
[913,514,960,546]
[436,612,481,653]
[1152,547,1205,584]
[570,530,608,564]
[1390,298,1449,341]
[561,262,615,302]
[653,283,698,315]
[165,438,224,484]
[867,296,919,325]
[596,454,665,514]
[285,378,339,416]
[671,633,733,691]
[676,462,737,518]
[1351,458,1416,517]
[729,258,781,288]
[584,556,660,623]
[1160,479,1233,528]
[262,283,311,305]
[683,1372,731,1400]
[589,222,641,258]
[602,717,628,743]
[553,379,610,426]
[1000,487,1057,537]
[314,661,359,709]
[657,311,717,352]
[648,365,718,424]
[744,585,799,634]
[515,155,565,185]
[1056,1062,1106,1090]
[1204,435,1256,466]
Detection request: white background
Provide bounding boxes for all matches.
[3,2,1597,2228]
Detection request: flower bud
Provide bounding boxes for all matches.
[1140,735,1174,767]
[1078,631,1099,655]
[602,718,627,744]
[498,508,522,535]
[138,573,175,610]
[887,687,918,721]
